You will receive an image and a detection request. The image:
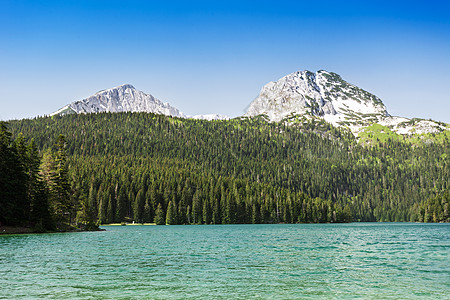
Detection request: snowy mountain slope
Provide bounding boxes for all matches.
[191,114,230,121]
[51,84,185,118]
[377,116,448,135]
[245,70,448,135]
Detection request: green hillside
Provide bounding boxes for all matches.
[4,112,449,227]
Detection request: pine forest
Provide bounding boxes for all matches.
[1,112,449,230]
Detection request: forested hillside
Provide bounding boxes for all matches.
[6,112,450,225]
[1,122,99,231]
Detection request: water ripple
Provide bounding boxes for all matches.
[1,223,449,299]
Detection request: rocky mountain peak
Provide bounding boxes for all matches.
[245,69,449,135]
[246,69,388,123]
[51,84,185,118]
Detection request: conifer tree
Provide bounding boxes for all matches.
[154,203,165,225]
[202,199,211,224]
[165,200,177,225]
[76,195,98,231]
[0,122,27,225]
[31,177,54,231]
[134,189,145,223]
[52,135,72,226]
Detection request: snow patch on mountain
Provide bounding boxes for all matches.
[50,105,76,116]
[378,117,448,135]
[191,114,229,121]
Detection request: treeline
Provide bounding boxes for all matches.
[7,112,450,224]
[69,155,352,225]
[0,122,97,231]
[411,192,449,223]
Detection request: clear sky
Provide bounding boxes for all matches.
[1,0,449,122]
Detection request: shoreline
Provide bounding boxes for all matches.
[102,223,156,226]
[2,221,447,235]
[0,226,104,235]
[0,226,35,235]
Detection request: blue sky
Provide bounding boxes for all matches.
[1,0,449,122]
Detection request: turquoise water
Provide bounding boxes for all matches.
[1,223,449,299]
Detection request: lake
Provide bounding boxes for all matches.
[1,223,449,299]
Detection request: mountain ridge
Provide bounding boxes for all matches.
[50,70,448,135]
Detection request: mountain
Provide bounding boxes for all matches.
[51,84,232,121]
[50,72,447,135]
[245,70,448,135]
[51,84,185,118]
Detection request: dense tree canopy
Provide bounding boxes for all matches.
[0,122,97,231]
[5,112,449,225]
